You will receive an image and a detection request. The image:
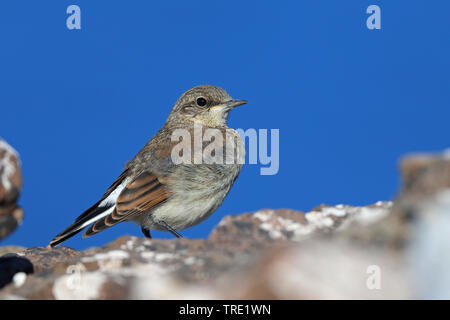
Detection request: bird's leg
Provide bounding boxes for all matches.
[141,227,152,239]
[153,218,183,238]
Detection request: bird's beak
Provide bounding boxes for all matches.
[210,99,248,111]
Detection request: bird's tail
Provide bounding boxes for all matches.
[47,204,114,247]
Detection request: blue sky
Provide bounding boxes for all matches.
[1,1,449,249]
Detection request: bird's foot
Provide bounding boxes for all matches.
[141,227,152,239]
[152,218,183,238]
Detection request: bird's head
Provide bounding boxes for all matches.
[167,85,247,127]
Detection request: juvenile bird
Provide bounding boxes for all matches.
[49,85,247,247]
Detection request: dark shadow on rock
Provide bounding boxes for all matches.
[0,254,34,289]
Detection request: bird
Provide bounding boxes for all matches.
[48,85,247,247]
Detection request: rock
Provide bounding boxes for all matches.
[0,138,23,240]
[399,151,450,198]
[393,150,450,215]
[209,209,306,244]
[0,150,448,299]
[0,203,395,299]
[366,150,450,251]
[393,151,450,299]
[19,246,82,274]
[220,241,411,299]
[0,254,33,289]
[210,203,393,247]
[0,246,26,256]
[408,189,450,299]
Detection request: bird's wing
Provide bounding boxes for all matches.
[48,133,176,247]
[48,169,131,247]
[83,171,171,237]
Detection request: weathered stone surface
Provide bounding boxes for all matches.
[0,138,23,240]
[209,203,392,244]
[394,151,450,299]
[209,209,306,244]
[0,246,26,256]
[367,150,450,251]
[0,150,448,299]
[0,203,394,299]
[19,246,82,274]
[399,151,450,198]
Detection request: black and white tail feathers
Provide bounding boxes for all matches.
[48,170,129,247]
[48,203,114,247]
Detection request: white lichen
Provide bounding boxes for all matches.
[353,207,389,225]
[255,210,306,240]
[0,139,19,191]
[319,206,347,217]
[81,250,129,270]
[305,212,335,228]
[12,272,27,288]
[53,271,108,300]
[183,256,198,265]
[140,251,177,262]
[254,210,273,222]
[260,222,283,239]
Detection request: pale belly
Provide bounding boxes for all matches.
[139,163,243,231]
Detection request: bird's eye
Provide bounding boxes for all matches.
[196,97,207,107]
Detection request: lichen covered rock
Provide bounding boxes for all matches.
[0,138,23,240]
[0,150,449,299]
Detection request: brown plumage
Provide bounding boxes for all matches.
[48,85,247,247]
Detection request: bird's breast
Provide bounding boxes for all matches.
[140,127,245,231]
[145,162,243,231]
